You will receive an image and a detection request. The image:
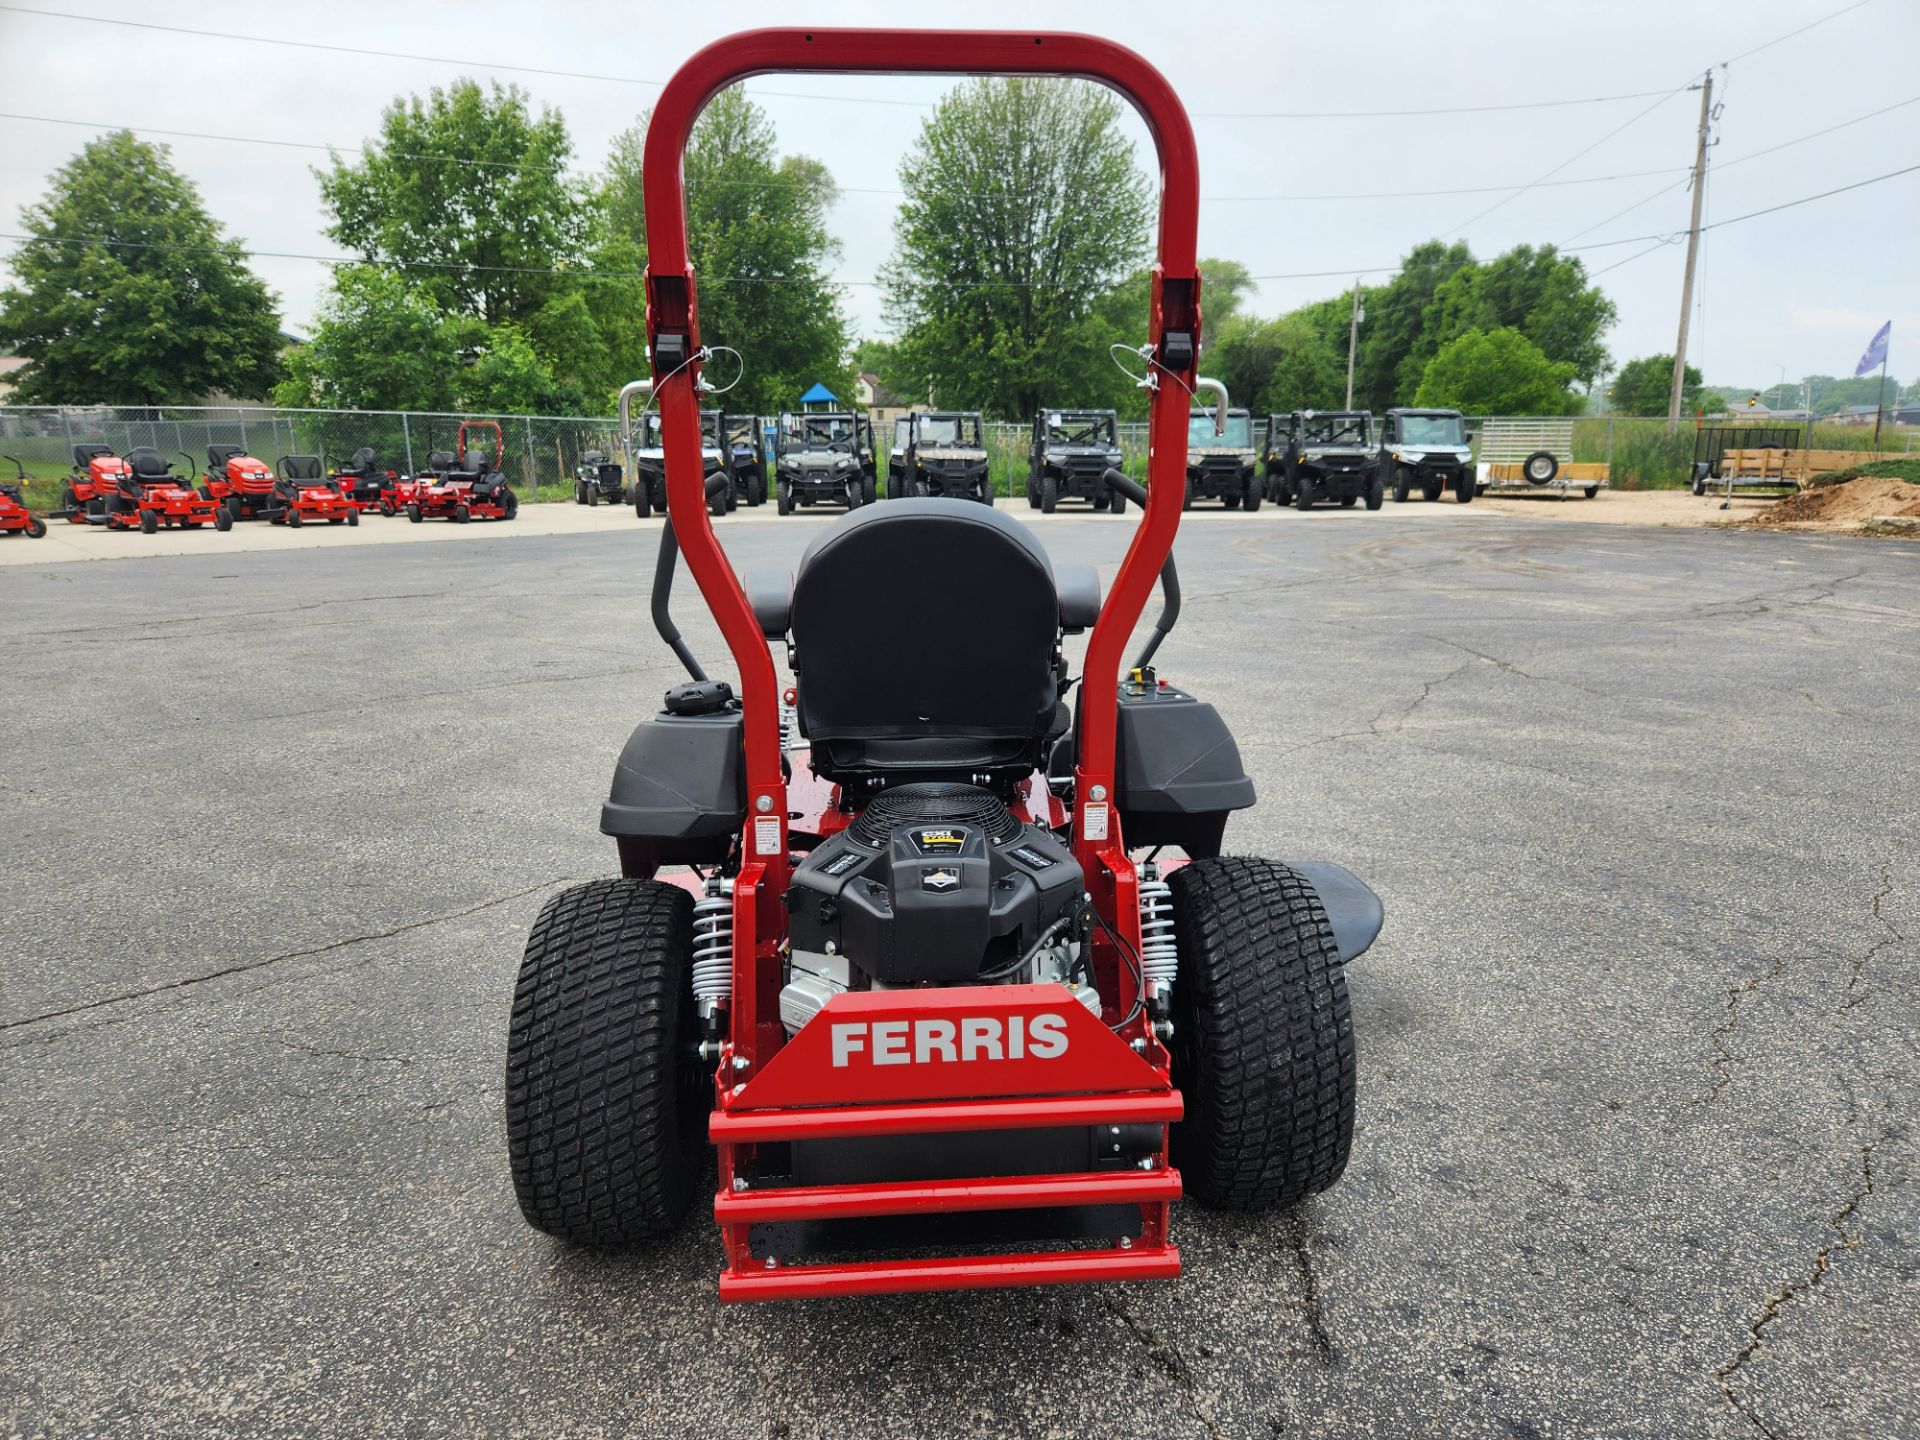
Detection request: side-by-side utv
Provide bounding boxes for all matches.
[1028,409,1129,512]
[1266,411,1383,511]
[725,415,769,508]
[1380,408,1477,503]
[1184,407,1260,508]
[503,25,1375,1308]
[630,409,730,519]
[890,411,993,504]
[775,411,876,513]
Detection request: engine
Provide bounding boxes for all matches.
[780,784,1093,1035]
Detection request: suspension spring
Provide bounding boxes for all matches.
[778,699,797,753]
[1137,862,1177,1009]
[690,877,734,1023]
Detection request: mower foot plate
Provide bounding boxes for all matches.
[718,1245,1180,1303]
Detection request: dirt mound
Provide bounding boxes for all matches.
[1745,475,1920,533]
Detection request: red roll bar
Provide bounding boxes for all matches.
[640,27,1203,874]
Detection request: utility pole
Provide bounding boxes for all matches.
[1667,70,1713,428]
[1344,281,1362,410]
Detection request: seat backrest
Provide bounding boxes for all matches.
[582,450,607,467]
[348,446,377,475]
[279,455,323,480]
[74,443,112,466]
[207,443,244,469]
[790,500,1063,777]
[427,451,455,474]
[126,447,171,480]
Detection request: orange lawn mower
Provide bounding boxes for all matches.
[405,421,519,524]
[1,456,49,539]
[60,445,230,533]
[198,444,279,522]
[271,456,360,527]
[504,27,1378,1305]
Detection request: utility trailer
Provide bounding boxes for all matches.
[1474,417,1607,499]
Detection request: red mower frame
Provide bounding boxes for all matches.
[408,420,516,523]
[644,29,1203,1302]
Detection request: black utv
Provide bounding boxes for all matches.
[1027,409,1128,513]
[725,414,768,508]
[890,411,993,505]
[1266,411,1382,511]
[574,450,626,506]
[1379,408,1477,503]
[774,411,877,514]
[630,409,732,519]
[1185,407,1260,509]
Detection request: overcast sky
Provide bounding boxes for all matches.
[3,0,1915,391]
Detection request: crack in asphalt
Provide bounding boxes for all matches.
[1700,959,1785,1106]
[1101,1293,1223,1440]
[1714,1135,1885,1438]
[1841,864,1909,1013]
[1260,658,1480,761]
[1670,569,1866,627]
[0,875,574,1035]
[1283,1213,1337,1369]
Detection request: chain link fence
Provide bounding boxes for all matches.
[0,405,628,508]
[3,405,1911,513]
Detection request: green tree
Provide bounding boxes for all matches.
[0,131,282,404]
[1208,313,1344,418]
[1352,240,1475,412]
[883,78,1151,420]
[275,265,453,411]
[1610,354,1702,417]
[600,89,850,415]
[1413,327,1582,415]
[1418,245,1615,390]
[320,80,586,328]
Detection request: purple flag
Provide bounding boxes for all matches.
[1854,320,1890,377]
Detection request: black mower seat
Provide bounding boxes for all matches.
[427,451,455,474]
[73,443,112,466]
[279,455,324,480]
[207,444,245,469]
[787,499,1086,778]
[346,446,377,475]
[126,448,172,480]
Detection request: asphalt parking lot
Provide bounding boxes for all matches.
[3,505,1914,1439]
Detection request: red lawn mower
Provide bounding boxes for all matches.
[198,444,277,521]
[1,456,48,539]
[405,420,519,524]
[505,29,1379,1304]
[61,444,230,532]
[272,456,359,527]
[332,447,402,514]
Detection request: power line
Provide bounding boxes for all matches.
[0,109,1703,204]
[0,4,1872,125]
[9,158,1911,291]
[1718,0,1874,65]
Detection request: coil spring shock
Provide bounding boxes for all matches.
[690,877,734,1040]
[1137,862,1178,1020]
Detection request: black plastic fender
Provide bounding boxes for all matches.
[1284,860,1383,963]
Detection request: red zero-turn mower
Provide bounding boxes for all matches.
[332,447,401,514]
[199,444,276,521]
[1,456,48,538]
[406,421,518,523]
[272,456,359,527]
[61,445,230,532]
[505,28,1381,1304]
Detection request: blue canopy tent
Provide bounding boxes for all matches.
[799,382,839,412]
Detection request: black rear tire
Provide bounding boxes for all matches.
[506,879,705,1246]
[777,481,794,516]
[634,483,652,520]
[1108,482,1127,515]
[1169,857,1356,1209]
[1039,473,1058,514]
